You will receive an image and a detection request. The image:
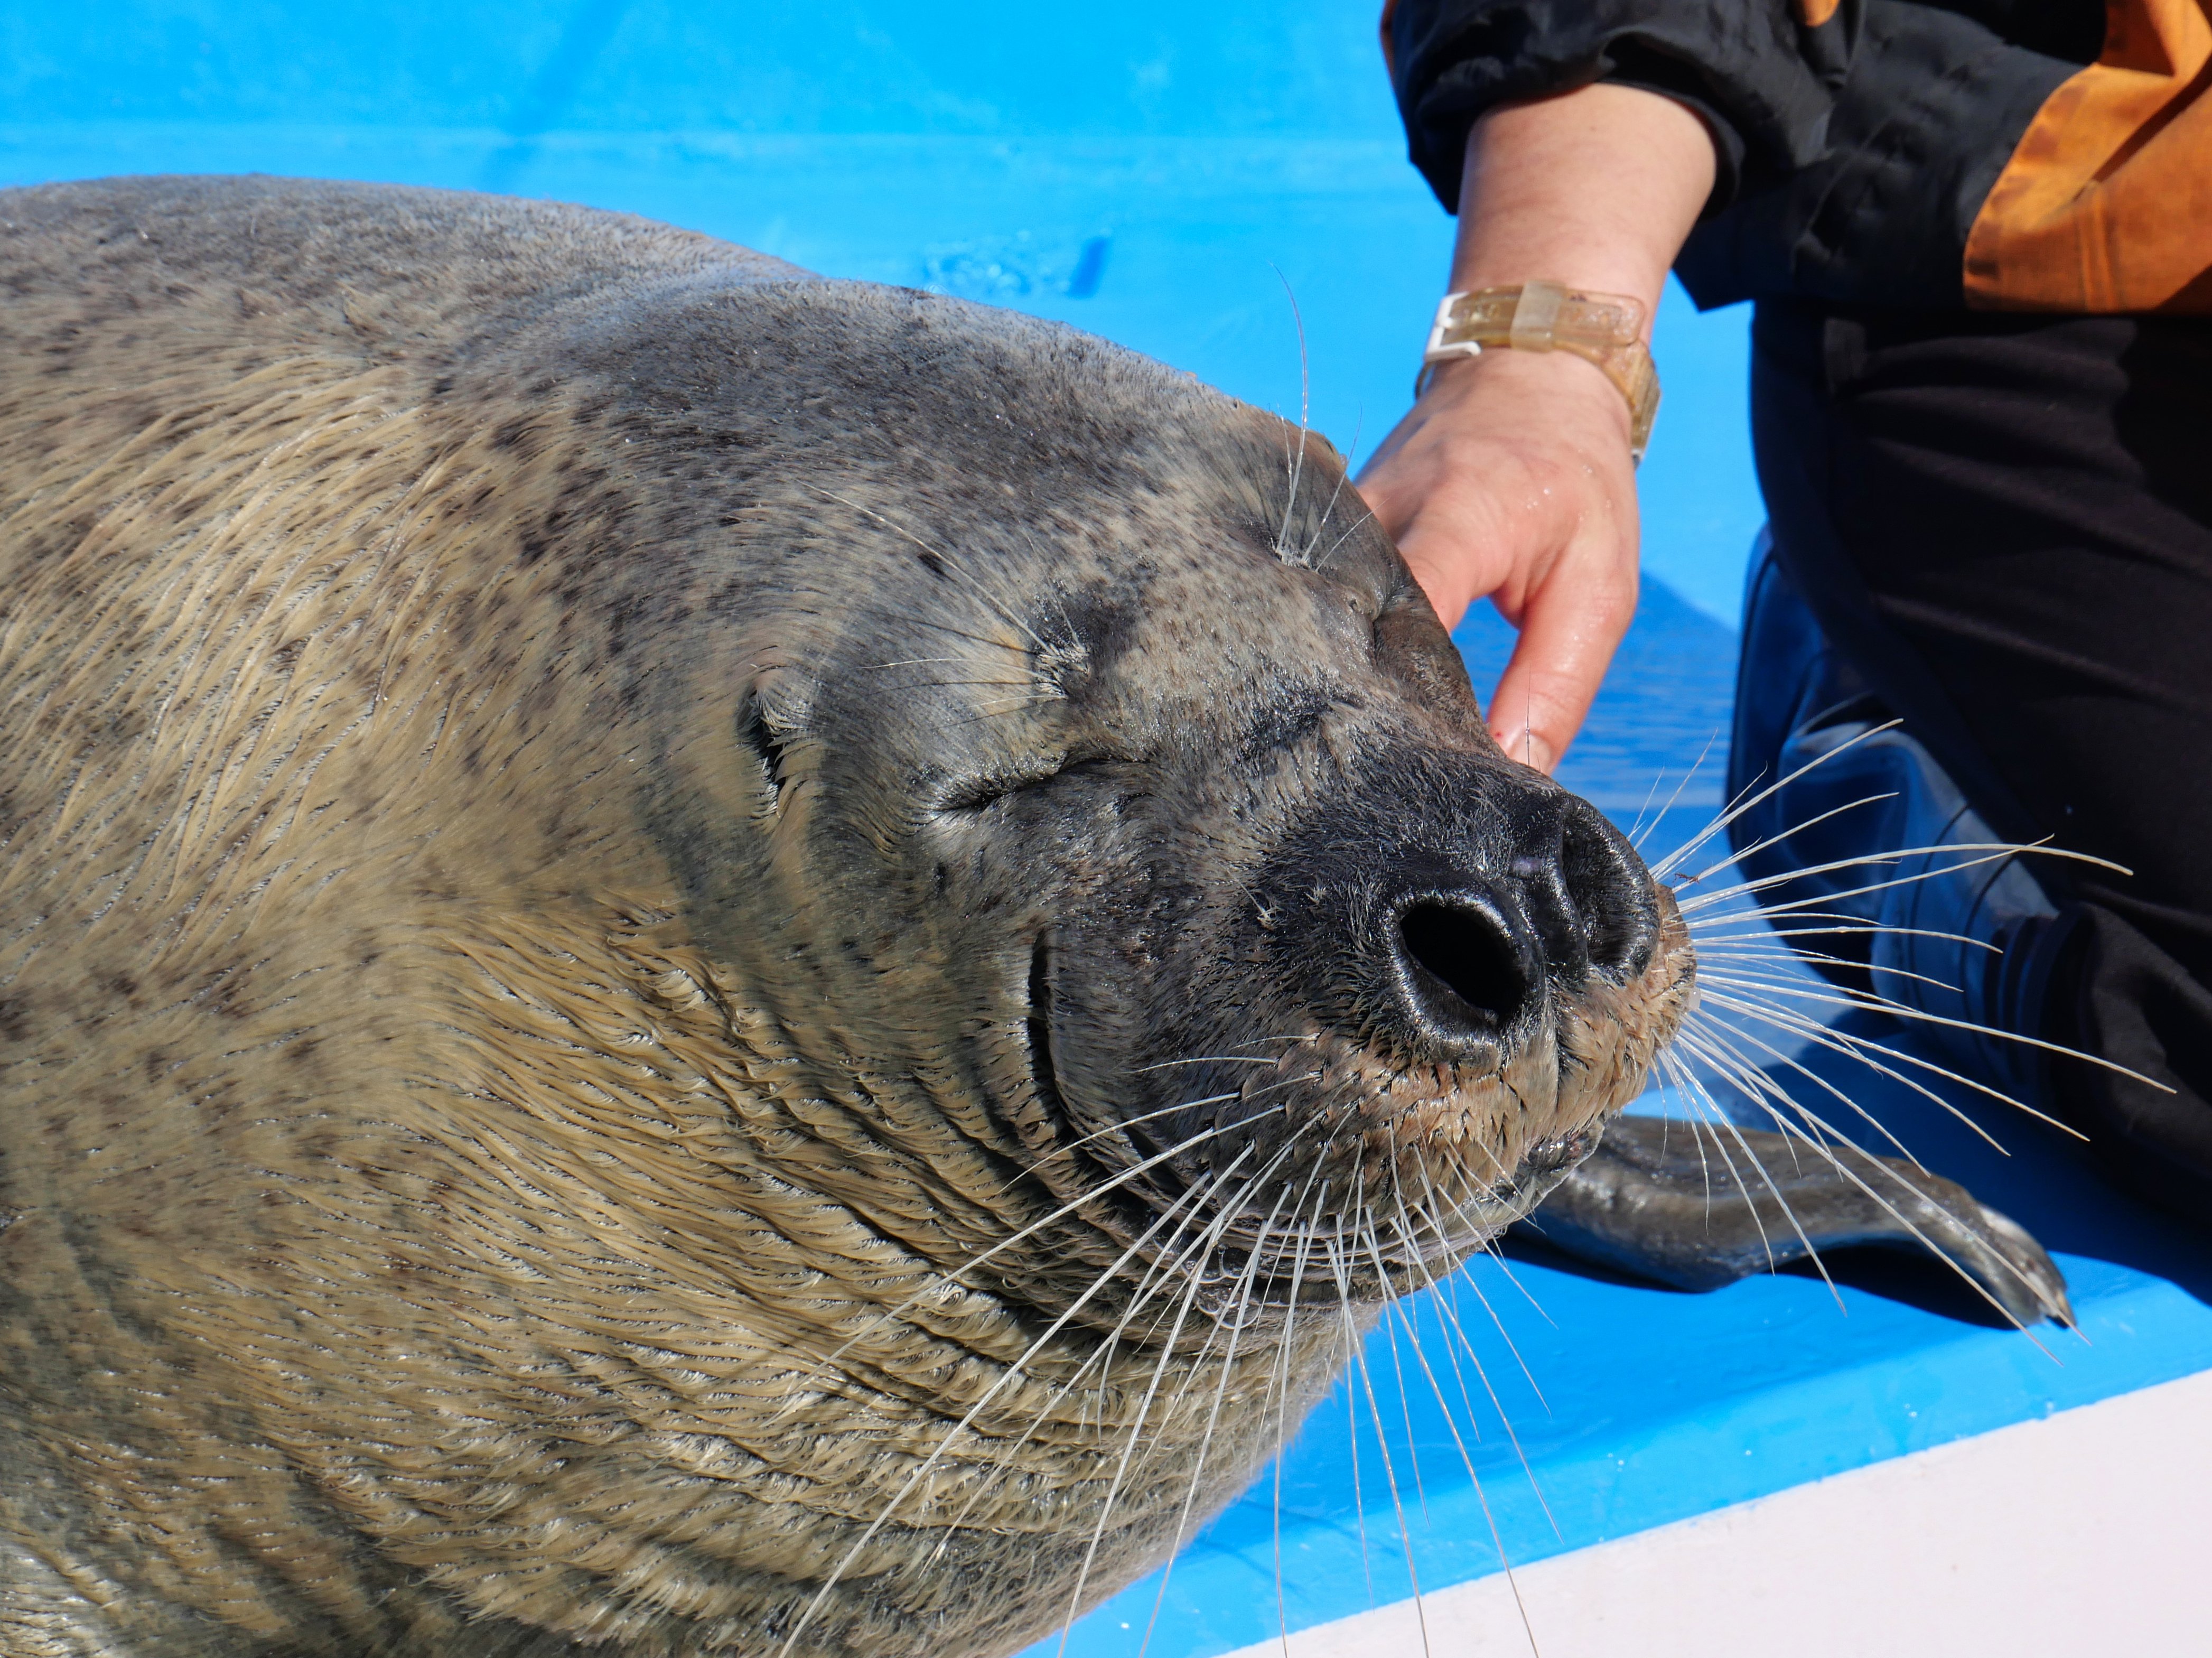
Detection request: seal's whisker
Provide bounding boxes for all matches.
[986,1092,1248,1198]
[1686,921,1998,959]
[953,694,1066,723]
[777,1157,1248,1658]
[1690,970,2056,1141]
[809,486,1053,654]
[1649,717,1909,880]
[1076,1156,1256,1410]
[1677,840,2129,916]
[1133,1054,1291,1072]
[1642,1035,1814,1282]
[1325,1237,1379,1609]
[1044,1167,1237,1468]
[1477,1233,1560,1327]
[1271,1178,1328,1658]
[896,675,1046,691]
[794,1109,1268,1392]
[1268,265,1313,564]
[1675,788,1899,883]
[1679,846,1987,915]
[1621,765,1674,854]
[1672,1039,2068,1338]
[1034,1117,1332,1469]
[1657,1046,1729,1199]
[1367,1226,1434,1526]
[888,612,1037,654]
[1413,1225,1505,1448]
[1376,1200,1549,1655]
[916,1153,1259,1566]
[1290,395,1369,569]
[1328,1214,1433,1657]
[1133,1189,1299,1657]
[1626,727,1723,853]
[1685,994,1950,1162]
[1293,422,1360,567]
[1690,968,2161,1099]
[1059,1211,1221,1471]
[1682,1019,2060,1329]
[1053,1149,1282,1655]
[1408,1169,1555,1421]
[1409,1159,1526,1301]
[1698,971,2076,1126]
[1072,1179,1242,1417]
[1301,501,1383,575]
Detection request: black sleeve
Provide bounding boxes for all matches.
[1387,0,1850,216]
[1387,0,2102,310]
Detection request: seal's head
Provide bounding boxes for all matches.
[580,275,1700,1649]
[618,281,1695,1320]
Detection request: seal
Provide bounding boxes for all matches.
[0,176,1695,1656]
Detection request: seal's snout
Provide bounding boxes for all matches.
[1372,790,1661,1059]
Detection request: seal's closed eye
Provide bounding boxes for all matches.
[934,753,1125,813]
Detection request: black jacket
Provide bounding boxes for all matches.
[1386,0,2106,309]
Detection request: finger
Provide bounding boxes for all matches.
[1486,548,1636,774]
[1387,483,1526,635]
[1351,426,1420,542]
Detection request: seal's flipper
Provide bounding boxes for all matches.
[1518,1114,2071,1327]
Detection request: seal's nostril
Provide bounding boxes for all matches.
[1397,898,1532,1037]
[1556,804,1662,982]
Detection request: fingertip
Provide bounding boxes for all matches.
[1486,720,1557,776]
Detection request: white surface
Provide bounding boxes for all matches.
[1222,1367,2212,1658]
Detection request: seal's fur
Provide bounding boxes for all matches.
[0,177,1692,1656]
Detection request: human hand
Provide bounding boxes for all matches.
[1356,344,1639,775]
[1354,79,1717,773]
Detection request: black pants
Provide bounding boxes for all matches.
[1749,299,2212,1219]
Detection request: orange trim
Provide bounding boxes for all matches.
[1380,0,1399,81]
[1797,0,1842,27]
[1965,0,2212,313]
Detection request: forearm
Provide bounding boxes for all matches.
[1450,80,1718,342]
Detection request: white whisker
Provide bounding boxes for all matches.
[1650,718,1908,879]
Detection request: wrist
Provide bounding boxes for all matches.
[1421,348,1635,444]
[1418,282,1658,459]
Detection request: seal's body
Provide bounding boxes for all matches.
[0,178,1691,1656]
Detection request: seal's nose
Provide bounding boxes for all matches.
[1383,796,1660,1050]
[1253,757,1665,1063]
